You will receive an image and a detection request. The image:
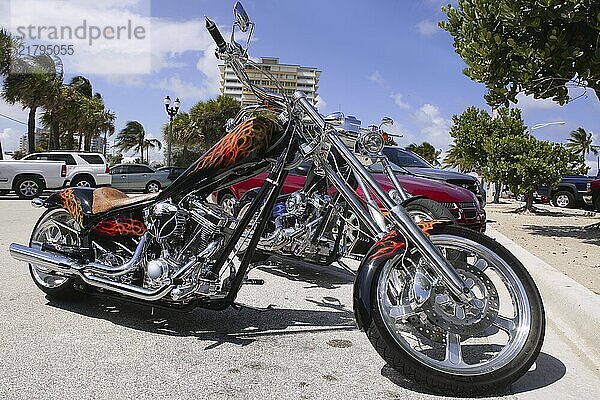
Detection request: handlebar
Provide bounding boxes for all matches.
[205,17,227,52]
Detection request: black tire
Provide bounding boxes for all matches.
[15,176,43,199]
[594,196,600,212]
[71,175,96,188]
[366,225,545,395]
[145,181,161,193]
[404,198,456,223]
[28,209,83,300]
[219,192,237,216]
[552,191,574,208]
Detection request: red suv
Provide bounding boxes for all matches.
[216,162,486,232]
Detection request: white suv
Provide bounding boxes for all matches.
[22,152,111,188]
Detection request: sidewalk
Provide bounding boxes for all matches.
[487,227,600,372]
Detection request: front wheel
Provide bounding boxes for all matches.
[367,225,545,395]
[145,181,161,193]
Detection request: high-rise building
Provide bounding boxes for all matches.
[18,128,47,153]
[219,57,321,106]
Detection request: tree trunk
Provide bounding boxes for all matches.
[525,191,535,212]
[493,181,501,203]
[27,107,36,153]
[0,140,3,160]
[103,131,108,156]
[63,131,74,150]
[49,112,60,150]
[84,133,92,152]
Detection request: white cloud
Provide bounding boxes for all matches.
[514,93,561,110]
[391,93,410,109]
[413,103,453,149]
[416,20,439,36]
[369,71,386,87]
[151,76,209,101]
[315,94,327,110]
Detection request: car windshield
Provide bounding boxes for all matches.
[382,147,432,168]
[367,161,405,174]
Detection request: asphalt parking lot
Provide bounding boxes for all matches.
[0,199,598,400]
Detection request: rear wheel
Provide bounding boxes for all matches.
[28,209,82,299]
[71,175,95,188]
[145,181,161,193]
[367,225,544,395]
[552,191,574,208]
[594,196,600,212]
[15,176,43,199]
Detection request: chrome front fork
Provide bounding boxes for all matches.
[326,131,473,302]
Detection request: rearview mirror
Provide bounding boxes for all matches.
[380,116,394,127]
[234,2,251,32]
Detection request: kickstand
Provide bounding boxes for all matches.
[336,259,357,276]
[232,302,276,312]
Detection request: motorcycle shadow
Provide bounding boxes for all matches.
[381,350,566,397]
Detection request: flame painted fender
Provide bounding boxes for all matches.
[352,220,453,330]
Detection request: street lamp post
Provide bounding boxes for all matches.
[164,95,180,167]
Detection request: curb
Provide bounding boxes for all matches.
[486,227,600,370]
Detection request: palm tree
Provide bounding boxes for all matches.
[405,142,442,166]
[116,121,158,164]
[2,55,59,153]
[443,143,475,172]
[566,127,599,159]
[0,28,16,77]
[142,138,162,164]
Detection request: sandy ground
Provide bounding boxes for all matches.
[486,202,600,294]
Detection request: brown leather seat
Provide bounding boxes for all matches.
[92,187,158,214]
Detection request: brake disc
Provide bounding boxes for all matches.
[423,264,500,336]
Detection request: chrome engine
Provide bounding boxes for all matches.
[258,190,336,262]
[142,197,236,299]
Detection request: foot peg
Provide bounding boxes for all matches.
[243,278,264,285]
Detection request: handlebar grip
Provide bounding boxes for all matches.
[205,16,227,52]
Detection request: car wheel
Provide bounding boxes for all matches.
[552,191,574,208]
[219,192,237,216]
[15,176,43,199]
[146,181,161,193]
[594,196,600,213]
[71,176,95,188]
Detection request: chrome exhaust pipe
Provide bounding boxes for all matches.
[9,243,76,273]
[9,240,197,302]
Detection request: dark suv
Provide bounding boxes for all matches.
[382,147,486,206]
[538,174,599,208]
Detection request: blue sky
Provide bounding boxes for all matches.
[1,0,599,175]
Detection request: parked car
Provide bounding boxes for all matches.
[585,179,600,211]
[109,164,173,193]
[0,159,67,199]
[538,174,599,208]
[22,151,111,188]
[157,166,187,181]
[381,146,486,206]
[215,161,486,232]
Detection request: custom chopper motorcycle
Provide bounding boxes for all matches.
[9,3,544,395]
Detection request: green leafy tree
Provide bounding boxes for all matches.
[405,142,442,166]
[566,127,599,159]
[447,106,528,203]
[161,112,204,167]
[107,153,123,166]
[188,95,241,149]
[441,0,600,106]
[491,135,586,211]
[11,149,25,160]
[116,121,159,164]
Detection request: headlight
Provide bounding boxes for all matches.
[359,131,384,155]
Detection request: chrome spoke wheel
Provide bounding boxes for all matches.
[29,209,80,289]
[377,234,532,376]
